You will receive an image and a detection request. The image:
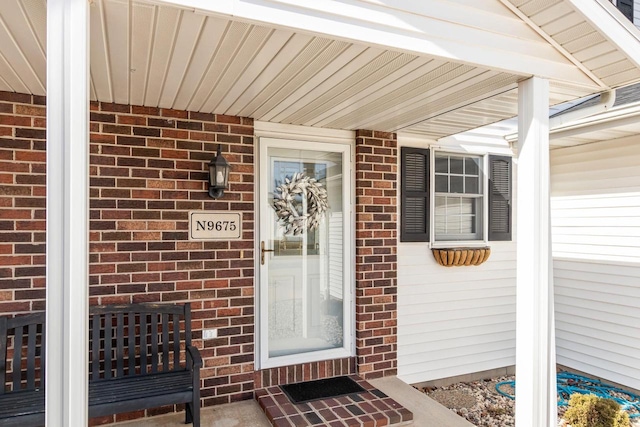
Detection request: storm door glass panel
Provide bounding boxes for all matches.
[260,141,349,366]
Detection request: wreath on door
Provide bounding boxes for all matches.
[273,172,329,236]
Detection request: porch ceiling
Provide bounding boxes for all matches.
[1,0,640,139]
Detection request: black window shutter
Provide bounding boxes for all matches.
[488,155,512,241]
[617,0,634,22]
[401,147,430,242]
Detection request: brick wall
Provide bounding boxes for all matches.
[354,130,398,379]
[0,92,47,313]
[0,91,256,423]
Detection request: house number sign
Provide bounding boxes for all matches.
[189,211,242,240]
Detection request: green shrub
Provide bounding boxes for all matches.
[563,393,630,427]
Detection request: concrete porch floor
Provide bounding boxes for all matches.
[112,376,473,427]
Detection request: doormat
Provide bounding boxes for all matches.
[280,376,366,404]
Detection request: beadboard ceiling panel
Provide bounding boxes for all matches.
[329,71,521,132]
[1,0,640,140]
[128,1,155,106]
[405,90,519,138]
[0,0,46,96]
[89,0,113,102]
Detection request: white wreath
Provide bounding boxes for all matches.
[273,172,329,236]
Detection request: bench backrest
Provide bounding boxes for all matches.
[0,312,46,394]
[89,303,192,380]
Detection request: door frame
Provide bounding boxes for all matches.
[256,126,355,370]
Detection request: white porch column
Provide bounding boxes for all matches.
[46,0,89,426]
[515,77,557,427]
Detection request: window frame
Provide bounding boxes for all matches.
[430,149,489,248]
[399,146,513,246]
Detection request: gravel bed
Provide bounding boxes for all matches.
[417,375,640,427]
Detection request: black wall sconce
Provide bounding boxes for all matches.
[208,145,230,199]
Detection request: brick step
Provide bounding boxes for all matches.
[256,374,413,427]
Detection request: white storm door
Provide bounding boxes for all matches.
[258,138,353,369]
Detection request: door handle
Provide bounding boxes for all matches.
[261,241,274,265]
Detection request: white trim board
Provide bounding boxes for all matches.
[255,121,354,144]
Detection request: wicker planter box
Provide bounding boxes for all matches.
[432,247,491,267]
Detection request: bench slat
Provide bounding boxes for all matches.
[92,314,100,381]
[0,412,44,427]
[104,313,112,380]
[151,313,158,373]
[40,319,45,392]
[172,314,179,370]
[128,312,135,376]
[90,391,193,419]
[116,313,124,377]
[40,318,45,391]
[12,326,22,391]
[185,303,191,347]
[89,371,192,403]
[91,303,184,315]
[0,389,44,419]
[0,317,6,394]
[140,312,148,375]
[26,323,36,389]
[162,313,169,371]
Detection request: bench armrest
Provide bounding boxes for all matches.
[186,345,203,370]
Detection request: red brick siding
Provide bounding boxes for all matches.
[0,92,256,423]
[354,130,398,379]
[0,91,47,314]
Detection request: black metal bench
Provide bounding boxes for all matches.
[0,303,202,426]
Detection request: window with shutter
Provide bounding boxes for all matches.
[488,155,512,241]
[400,148,512,244]
[400,147,429,242]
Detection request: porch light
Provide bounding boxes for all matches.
[208,144,230,199]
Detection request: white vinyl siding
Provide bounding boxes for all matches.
[551,135,640,391]
[554,259,640,390]
[551,136,640,262]
[397,241,516,384]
